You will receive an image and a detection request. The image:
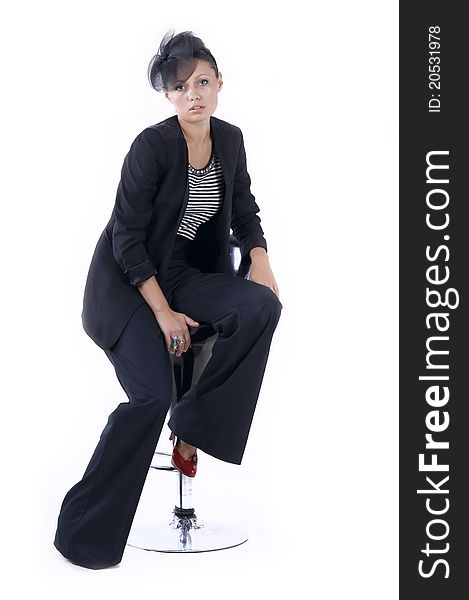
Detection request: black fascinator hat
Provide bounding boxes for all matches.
[148,29,219,92]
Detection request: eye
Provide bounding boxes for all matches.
[199,79,209,85]
[175,84,185,92]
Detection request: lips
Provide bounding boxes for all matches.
[190,105,204,111]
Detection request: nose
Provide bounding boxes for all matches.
[187,83,200,101]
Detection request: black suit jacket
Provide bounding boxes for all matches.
[81,114,268,350]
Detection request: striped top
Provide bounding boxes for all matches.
[175,148,225,241]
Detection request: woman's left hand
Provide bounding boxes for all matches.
[247,253,280,299]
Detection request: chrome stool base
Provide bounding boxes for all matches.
[127,511,249,553]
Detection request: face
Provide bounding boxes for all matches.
[164,59,223,122]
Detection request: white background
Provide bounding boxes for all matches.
[1,1,398,598]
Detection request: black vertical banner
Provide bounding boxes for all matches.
[400,2,467,597]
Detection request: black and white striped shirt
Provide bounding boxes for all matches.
[176,149,225,241]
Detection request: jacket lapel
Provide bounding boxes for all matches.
[162,114,235,273]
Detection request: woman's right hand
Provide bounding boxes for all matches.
[153,307,200,357]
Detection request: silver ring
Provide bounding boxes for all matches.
[170,335,179,350]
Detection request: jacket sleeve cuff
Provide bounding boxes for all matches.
[236,238,268,277]
[124,258,158,287]
[240,238,268,263]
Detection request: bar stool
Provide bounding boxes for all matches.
[127,236,250,553]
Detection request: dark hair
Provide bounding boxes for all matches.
[148,29,219,92]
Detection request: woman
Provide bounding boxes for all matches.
[53,30,283,569]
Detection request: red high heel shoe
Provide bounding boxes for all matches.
[169,431,198,477]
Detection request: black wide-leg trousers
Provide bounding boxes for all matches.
[53,258,283,569]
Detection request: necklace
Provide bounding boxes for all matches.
[188,148,215,175]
